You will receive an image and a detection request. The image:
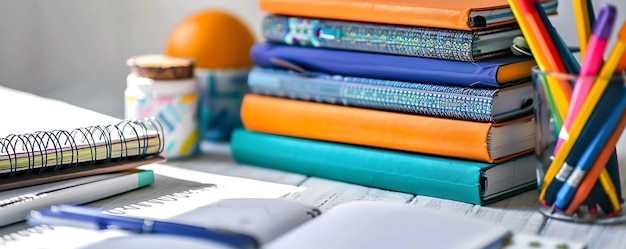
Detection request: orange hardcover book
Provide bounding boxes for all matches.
[241,94,535,163]
[259,0,558,31]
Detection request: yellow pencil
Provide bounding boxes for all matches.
[541,22,626,200]
[599,168,622,214]
[573,0,594,58]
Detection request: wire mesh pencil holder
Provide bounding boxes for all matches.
[532,66,626,224]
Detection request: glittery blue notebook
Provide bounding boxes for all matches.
[248,67,534,123]
[262,15,523,62]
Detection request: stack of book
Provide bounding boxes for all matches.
[231,0,558,205]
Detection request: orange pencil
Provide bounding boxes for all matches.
[515,0,571,122]
[618,57,626,73]
[566,111,626,215]
[522,0,573,124]
[519,0,568,75]
[513,0,574,201]
[617,22,626,72]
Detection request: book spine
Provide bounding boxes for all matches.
[262,15,478,62]
[231,129,485,205]
[248,67,498,122]
[241,94,496,162]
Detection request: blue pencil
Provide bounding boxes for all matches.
[587,0,596,27]
[553,83,626,210]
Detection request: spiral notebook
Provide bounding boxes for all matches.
[0,86,165,190]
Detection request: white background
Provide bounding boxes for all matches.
[0,0,625,117]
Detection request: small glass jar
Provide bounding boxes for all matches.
[125,55,199,159]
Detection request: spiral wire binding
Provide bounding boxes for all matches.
[0,118,164,178]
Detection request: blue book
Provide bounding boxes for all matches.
[231,129,536,205]
[250,42,537,88]
[248,67,534,122]
[262,15,523,62]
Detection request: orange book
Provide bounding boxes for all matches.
[241,94,534,163]
[259,0,558,31]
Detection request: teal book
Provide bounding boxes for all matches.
[231,129,536,205]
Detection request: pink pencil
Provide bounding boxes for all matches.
[552,5,617,157]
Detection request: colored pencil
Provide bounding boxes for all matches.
[553,86,625,210]
[510,0,571,138]
[539,21,626,202]
[553,5,617,157]
[534,1,580,74]
[566,110,626,215]
[573,0,594,57]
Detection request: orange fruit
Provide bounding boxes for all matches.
[165,10,255,69]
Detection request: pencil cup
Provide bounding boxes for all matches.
[532,66,626,223]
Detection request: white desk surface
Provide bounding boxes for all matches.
[1,84,625,249]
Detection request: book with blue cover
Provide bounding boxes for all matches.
[262,15,523,62]
[250,43,537,88]
[231,129,536,205]
[248,67,534,123]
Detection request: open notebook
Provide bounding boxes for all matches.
[4,199,586,249]
[0,86,164,190]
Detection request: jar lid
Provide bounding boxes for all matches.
[127,54,195,80]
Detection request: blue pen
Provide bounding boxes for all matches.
[553,84,626,210]
[27,205,258,249]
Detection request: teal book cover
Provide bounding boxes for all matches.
[230,129,536,205]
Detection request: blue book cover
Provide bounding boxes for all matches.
[250,42,537,88]
[248,67,534,122]
[230,129,536,205]
[262,15,523,62]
